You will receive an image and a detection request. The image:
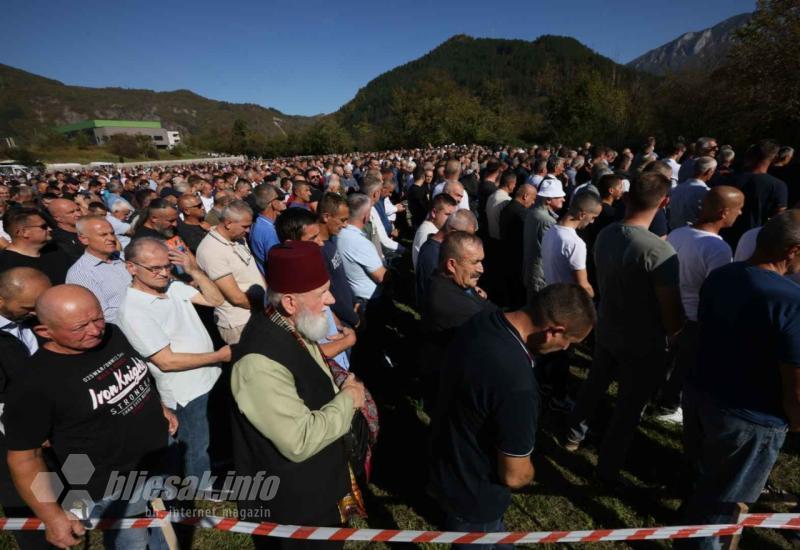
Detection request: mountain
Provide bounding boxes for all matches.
[0,63,316,142]
[626,13,752,75]
[334,35,655,145]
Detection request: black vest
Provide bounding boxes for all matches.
[231,312,349,525]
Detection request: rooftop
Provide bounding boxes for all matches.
[56,119,162,133]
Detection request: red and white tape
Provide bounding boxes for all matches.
[0,512,797,543]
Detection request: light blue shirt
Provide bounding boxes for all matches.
[250,214,279,275]
[337,224,383,301]
[106,213,131,249]
[669,179,710,231]
[320,307,350,370]
[66,252,132,322]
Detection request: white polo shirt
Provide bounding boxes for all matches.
[116,281,221,408]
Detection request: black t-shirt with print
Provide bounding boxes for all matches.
[5,325,169,498]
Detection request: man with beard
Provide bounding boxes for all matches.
[231,240,367,550]
[132,198,192,259]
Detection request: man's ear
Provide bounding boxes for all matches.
[33,324,51,341]
[281,294,298,316]
[77,234,89,246]
[545,325,567,340]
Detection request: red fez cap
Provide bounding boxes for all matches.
[266,241,329,294]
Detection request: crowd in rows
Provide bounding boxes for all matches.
[0,137,797,549]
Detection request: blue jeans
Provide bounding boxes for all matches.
[89,487,169,550]
[174,392,212,489]
[443,513,510,550]
[677,386,787,550]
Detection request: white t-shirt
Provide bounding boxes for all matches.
[665,158,681,187]
[486,189,511,240]
[200,194,215,213]
[667,226,732,322]
[734,226,761,262]
[116,281,222,408]
[526,174,544,187]
[337,224,384,300]
[412,220,438,269]
[541,225,587,285]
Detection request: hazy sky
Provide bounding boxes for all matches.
[2,0,754,116]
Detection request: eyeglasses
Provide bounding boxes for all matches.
[131,261,172,274]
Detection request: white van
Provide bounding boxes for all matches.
[0,164,30,178]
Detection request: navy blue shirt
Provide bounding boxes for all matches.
[691,262,800,427]
[322,238,359,328]
[415,237,441,306]
[429,310,539,522]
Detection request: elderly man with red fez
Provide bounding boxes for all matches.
[230,240,367,550]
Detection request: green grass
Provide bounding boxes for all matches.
[1,254,798,549]
[28,145,206,164]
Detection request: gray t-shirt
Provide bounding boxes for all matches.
[594,223,679,352]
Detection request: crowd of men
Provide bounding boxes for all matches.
[0,137,797,549]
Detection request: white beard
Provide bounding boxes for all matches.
[295,308,329,342]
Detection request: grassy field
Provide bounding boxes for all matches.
[21,145,205,165]
[1,256,799,549]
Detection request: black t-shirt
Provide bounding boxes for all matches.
[322,238,359,328]
[177,221,208,254]
[51,227,85,263]
[407,184,430,229]
[728,172,789,246]
[770,164,800,208]
[0,245,72,284]
[429,310,538,522]
[132,225,165,240]
[424,274,498,337]
[5,326,169,498]
[498,200,528,261]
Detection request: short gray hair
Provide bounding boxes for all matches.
[111,199,133,212]
[124,236,168,263]
[267,287,283,308]
[75,215,111,236]
[220,199,253,222]
[173,181,190,194]
[693,156,718,177]
[347,193,371,221]
[547,157,565,173]
[444,209,478,233]
[719,148,736,163]
[696,137,717,154]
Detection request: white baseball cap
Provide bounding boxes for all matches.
[538,177,566,198]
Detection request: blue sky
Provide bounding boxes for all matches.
[2,0,754,116]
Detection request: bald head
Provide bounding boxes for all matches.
[0,268,52,322]
[697,185,745,224]
[515,183,538,208]
[36,285,101,328]
[47,198,81,230]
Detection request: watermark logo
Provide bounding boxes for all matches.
[31,453,280,520]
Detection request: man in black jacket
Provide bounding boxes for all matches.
[0,268,52,550]
[422,231,496,410]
